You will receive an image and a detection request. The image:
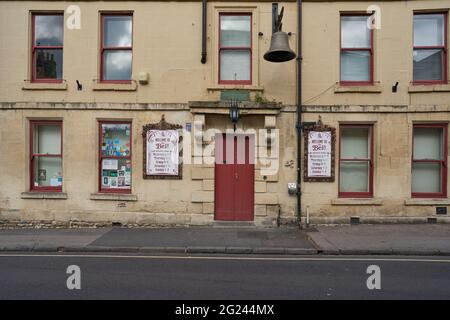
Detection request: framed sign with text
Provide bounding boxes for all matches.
[143,115,183,179]
[303,118,336,182]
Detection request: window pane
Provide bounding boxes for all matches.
[103,50,132,80]
[34,15,63,46]
[341,16,370,48]
[220,50,250,81]
[412,162,441,193]
[103,15,132,47]
[341,127,369,159]
[33,157,62,187]
[101,158,132,189]
[413,127,443,160]
[101,123,131,157]
[413,49,443,81]
[340,161,369,193]
[33,124,61,154]
[413,14,445,47]
[220,15,251,47]
[35,49,63,79]
[341,51,370,82]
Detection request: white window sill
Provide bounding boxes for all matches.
[404,199,450,206]
[93,82,137,91]
[207,85,264,92]
[90,193,138,201]
[22,82,68,91]
[408,84,450,93]
[334,84,382,94]
[331,198,383,206]
[21,192,68,200]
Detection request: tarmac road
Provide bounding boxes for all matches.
[0,253,449,300]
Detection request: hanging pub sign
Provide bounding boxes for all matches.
[143,115,183,179]
[303,117,336,182]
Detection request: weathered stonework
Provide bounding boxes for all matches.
[1,0,450,227]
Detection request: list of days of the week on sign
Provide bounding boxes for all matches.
[146,130,179,176]
[307,131,332,178]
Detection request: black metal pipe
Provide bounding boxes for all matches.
[201,0,207,64]
[296,0,302,227]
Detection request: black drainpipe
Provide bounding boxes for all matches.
[296,0,303,227]
[201,0,207,64]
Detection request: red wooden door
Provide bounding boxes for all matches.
[215,134,254,221]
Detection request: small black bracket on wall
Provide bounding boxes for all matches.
[392,82,399,93]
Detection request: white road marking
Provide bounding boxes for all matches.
[0,254,450,263]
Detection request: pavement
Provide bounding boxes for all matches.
[0,227,316,255]
[306,224,450,256]
[0,224,449,255]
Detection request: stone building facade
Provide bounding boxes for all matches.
[0,0,449,227]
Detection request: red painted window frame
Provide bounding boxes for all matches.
[31,12,64,83]
[98,120,132,194]
[100,13,133,84]
[339,13,374,86]
[29,120,63,192]
[411,123,448,198]
[412,12,448,85]
[218,12,252,85]
[338,124,374,198]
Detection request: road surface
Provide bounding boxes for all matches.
[0,253,449,299]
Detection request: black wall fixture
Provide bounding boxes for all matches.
[392,82,399,93]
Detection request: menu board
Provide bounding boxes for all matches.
[307,131,332,178]
[146,130,179,176]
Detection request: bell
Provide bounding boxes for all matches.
[263,31,296,63]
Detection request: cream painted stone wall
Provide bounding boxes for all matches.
[0,1,297,105]
[302,0,450,107]
[1,0,450,226]
[0,105,297,225]
[302,108,450,224]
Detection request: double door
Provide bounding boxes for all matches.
[214,134,255,221]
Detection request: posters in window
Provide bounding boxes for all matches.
[103,159,118,170]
